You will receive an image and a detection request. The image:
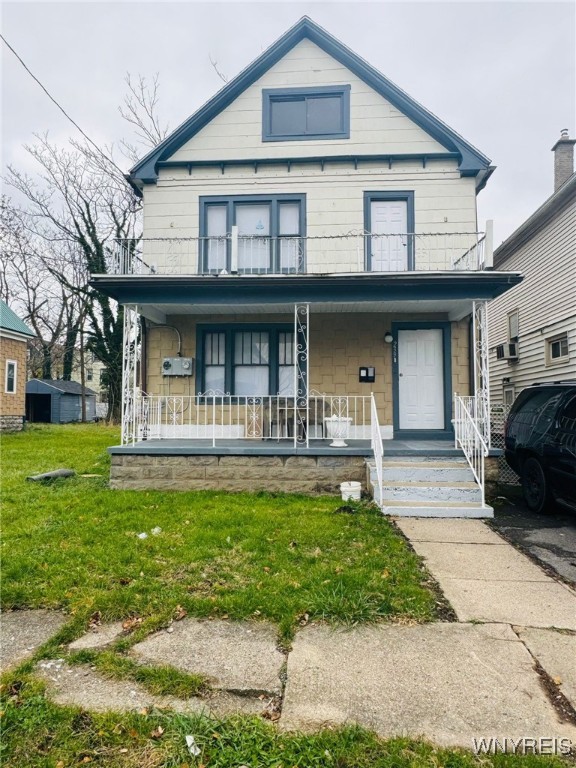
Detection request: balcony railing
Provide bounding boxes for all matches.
[110,227,491,276]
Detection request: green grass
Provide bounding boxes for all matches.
[2,425,571,767]
[1,675,571,768]
[67,649,209,698]
[2,423,437,642]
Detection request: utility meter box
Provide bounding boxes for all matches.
[162,357,194,376]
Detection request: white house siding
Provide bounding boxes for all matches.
[142,163,478,273]
[488,195,576,404]
[139,38,482,274]
[169,39,447,162]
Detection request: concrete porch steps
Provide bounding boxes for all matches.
[367,456,493,518]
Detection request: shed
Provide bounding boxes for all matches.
[26,379,98,424]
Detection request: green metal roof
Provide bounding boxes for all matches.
[0,300,35,338]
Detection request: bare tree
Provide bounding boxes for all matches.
[0,198,76,380]
[119,74,171,163]
[2,74,170,420]
[3,135,138,420]
[209,54,228,84]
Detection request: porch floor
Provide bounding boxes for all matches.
[108,438,490,458]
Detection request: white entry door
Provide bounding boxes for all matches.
[370,200,408,271]
[398,329,444,430]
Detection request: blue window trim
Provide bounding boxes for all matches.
[196,323,293,398]
[262,85,350,142]
[363,191,415,271]
[199,194,306,274]
[391,321,453,438]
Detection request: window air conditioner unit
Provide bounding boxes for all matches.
[496,343,518,361]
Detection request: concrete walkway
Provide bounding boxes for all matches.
[2,518,576,751]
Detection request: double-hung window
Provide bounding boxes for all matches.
[201,195,305,275]
[263,86,350,141]
[199,326,295,397]
[546,333,569,365]
[5,360,16,394]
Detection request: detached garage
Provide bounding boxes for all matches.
[26,380,98,424]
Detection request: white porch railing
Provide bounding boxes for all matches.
[453,394,489,506]
[111,229,489,276]
[129,393,373,447]
[370,393,384,505]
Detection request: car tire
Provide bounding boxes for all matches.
[521,457,552,514]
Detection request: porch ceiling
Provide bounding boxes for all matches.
[139,298,474,320]
[91,271,523,323]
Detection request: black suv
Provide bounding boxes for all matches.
[504,382,576,513]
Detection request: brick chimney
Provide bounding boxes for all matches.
[551,129,576,191]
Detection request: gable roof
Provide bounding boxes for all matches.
[27,379,98,396]
[129,17,492,191]
[0,300,35,338]
[494,172,576,267]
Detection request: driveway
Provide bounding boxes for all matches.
[489,487,576,587]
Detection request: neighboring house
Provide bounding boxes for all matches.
[0,300,35,432]
[91,17,522,515]
[489,131,576,409]
[26,379,98,424]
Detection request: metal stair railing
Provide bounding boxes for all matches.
[370,393,384,507]
[453,394,488,507]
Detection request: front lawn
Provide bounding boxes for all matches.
[2,425,571,768]
[2,424,438,642]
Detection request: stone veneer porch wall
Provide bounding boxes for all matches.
[109,453,367,493]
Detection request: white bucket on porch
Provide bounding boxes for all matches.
[340,481,361,501]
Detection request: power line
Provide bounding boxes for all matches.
[1,34,127,178]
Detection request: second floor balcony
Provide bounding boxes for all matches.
[111,226,493,277]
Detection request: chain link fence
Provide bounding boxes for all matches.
[490,404,520,485]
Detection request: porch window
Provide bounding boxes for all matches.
[364,192,415,271]
[199,327,295,397]
[200,195,305,274]
[262,86,350,141]
[234,331,270,396]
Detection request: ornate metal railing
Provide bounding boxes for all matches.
[453,394,489,506]
[370,393,384,508]
[125,393,373,448]
[110,228,491,276]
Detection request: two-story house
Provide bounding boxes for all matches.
[92,17,521,515]
[489,131,575,410]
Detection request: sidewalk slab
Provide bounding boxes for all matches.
[410,541,551,582]
[36,659,270,716]
[517,628,576,707]
[69,621,125,650]
[396,518,504,545]
[280,623,576,748]
[439,579,576,630]
[0,610,67,672]
[131,618,284,694]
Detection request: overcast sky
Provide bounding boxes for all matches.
[2,1,575,246]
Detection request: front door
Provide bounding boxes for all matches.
[370,200,408,271]
[398,329,444,430]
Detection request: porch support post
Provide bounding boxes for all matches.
[121,304,140,446]
[472,300,491,447]
[294,304,309,447]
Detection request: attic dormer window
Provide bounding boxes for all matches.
[263,85,350,141]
